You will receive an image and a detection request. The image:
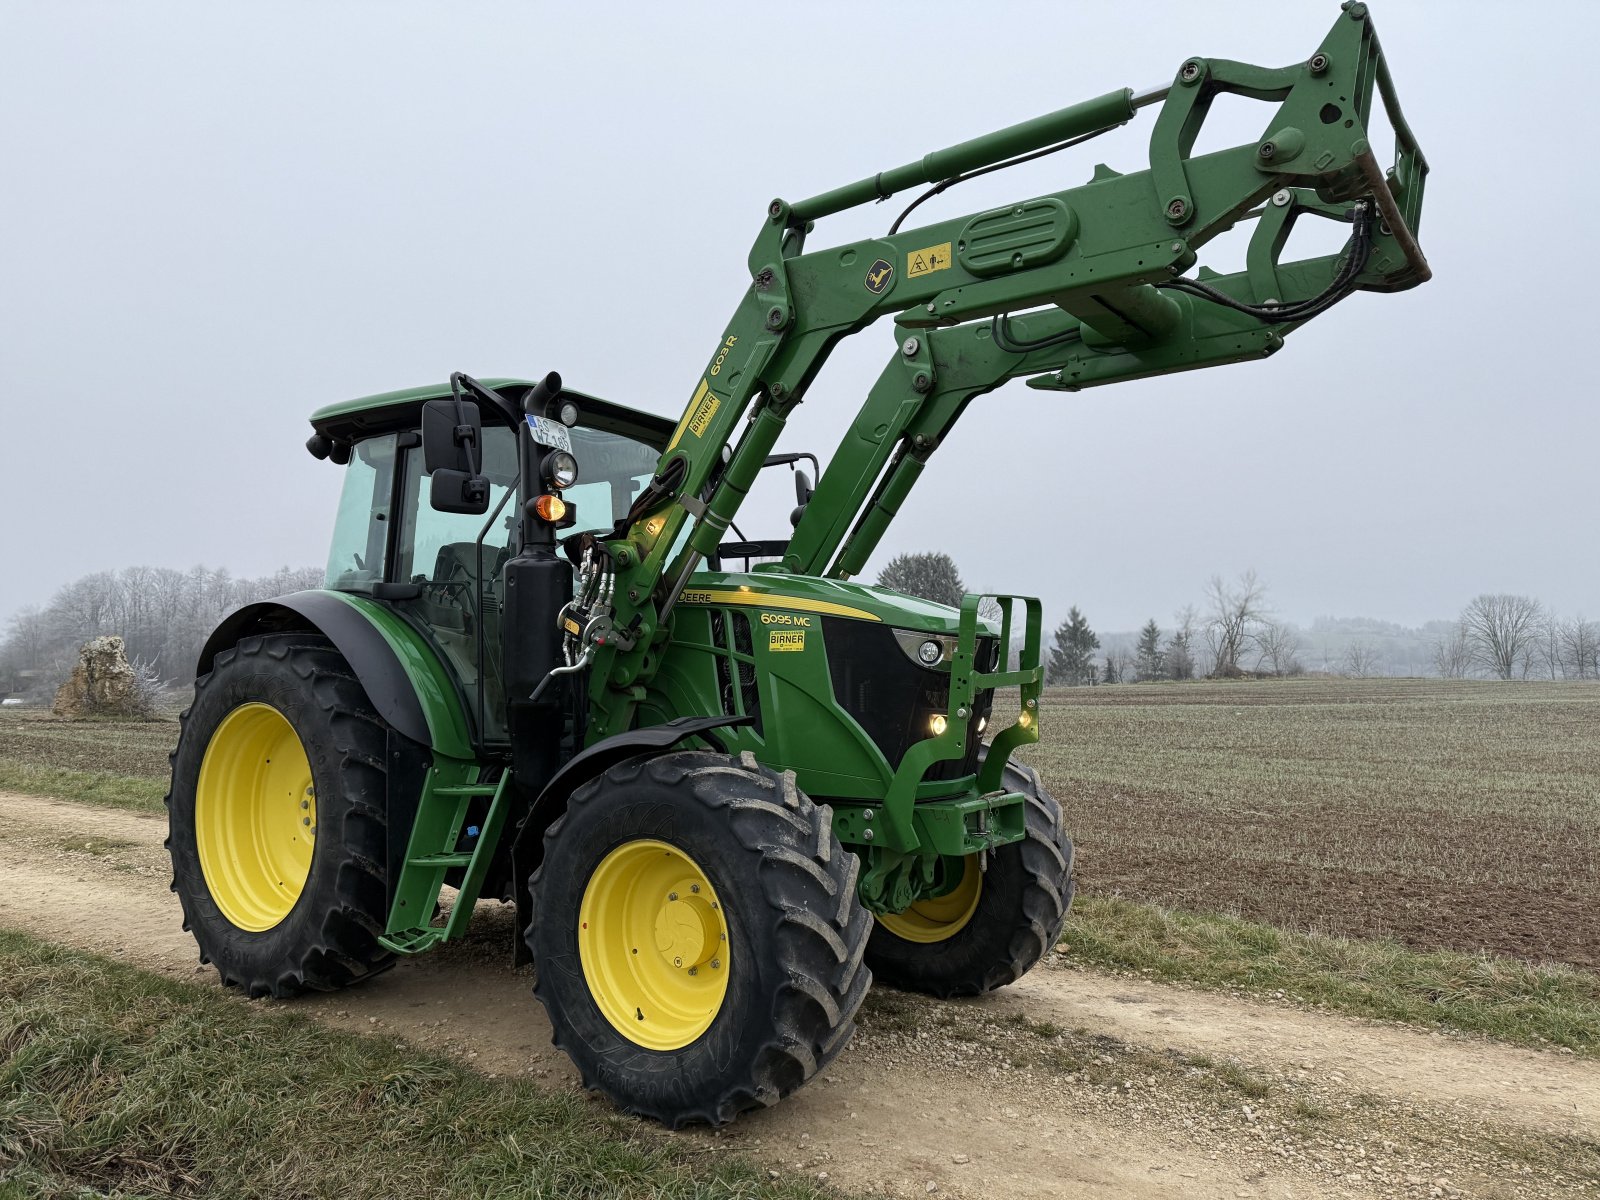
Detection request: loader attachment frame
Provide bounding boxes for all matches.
[576,2,1429,741]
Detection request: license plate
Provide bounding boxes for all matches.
[527,415,573,453]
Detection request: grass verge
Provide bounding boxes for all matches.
[0,928,842,1200]
[1065,895,1600,1056]
[0,759,165,813]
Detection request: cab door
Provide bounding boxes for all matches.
[389,424,519,743]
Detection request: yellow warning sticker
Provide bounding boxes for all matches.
[687,379,721,438]
[563,617,582,636]
[769,630,806,652]
[906,242,953,279]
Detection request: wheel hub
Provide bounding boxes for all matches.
[579,839,730,1050]
[194,702,317,932]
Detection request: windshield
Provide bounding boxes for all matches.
[561,425,663,537]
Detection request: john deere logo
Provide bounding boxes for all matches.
[864,258,894,294]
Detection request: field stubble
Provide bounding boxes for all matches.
[1017,678,1600,969]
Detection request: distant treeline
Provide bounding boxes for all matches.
[877,553,1600,685]
[4,558,1597,701]
[0,565,323,697]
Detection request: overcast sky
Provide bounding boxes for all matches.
[2,1,1595,633]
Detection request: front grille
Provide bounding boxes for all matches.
[731,612,762,736]
[823,619,995,786]
[710,607,762,735]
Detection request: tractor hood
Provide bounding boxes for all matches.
[680,570,998,638]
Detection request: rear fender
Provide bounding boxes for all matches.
[197,589,474,761]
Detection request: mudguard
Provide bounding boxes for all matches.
[509,713,752,962]
[197,589,474,760]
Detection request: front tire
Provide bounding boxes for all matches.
[865,756,1073,998]
[527,750,872,1127]
[166,632,395,997]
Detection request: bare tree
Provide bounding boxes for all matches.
[1342,639,1382,678]
[1557,617,1599,680]
[0,563,327,691]
[1460,594,1545,681]
[1255,621,1304,677]
[1430,621,1474,678]
[1532,617,1559,679]
[1204,569,1267,677]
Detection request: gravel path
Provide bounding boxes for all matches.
[1,790,1594,1200]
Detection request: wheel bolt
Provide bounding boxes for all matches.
[668,892,678,901]
[302,817,311,826]
[711,959,721,970]
[690,883,700,894]
[688,966,698,976]
[301,800,309,810]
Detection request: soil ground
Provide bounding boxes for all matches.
[3,790,1595,1200]
[1022,679,1600,968]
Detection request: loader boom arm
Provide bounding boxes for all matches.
[584,2,1429,739]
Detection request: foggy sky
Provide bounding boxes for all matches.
[2,1,1596,634]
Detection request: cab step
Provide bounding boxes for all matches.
[379,767,513,956]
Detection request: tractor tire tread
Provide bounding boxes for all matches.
[527,750,871,1128]
[866,758,1074,999]
[166,632,397,999]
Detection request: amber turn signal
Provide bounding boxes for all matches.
[534,494,568,522]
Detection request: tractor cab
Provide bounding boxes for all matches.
[308,379,673,745]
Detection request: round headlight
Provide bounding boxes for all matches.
[544,450,579,490]
[558,400,580,428]
[917,639,942,666]
[929,713,948,736]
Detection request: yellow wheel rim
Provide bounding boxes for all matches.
[877,855,982,944]
[578,839,730,1051]
[195,702,317,932]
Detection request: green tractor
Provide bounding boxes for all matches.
[167,5,1428,1126]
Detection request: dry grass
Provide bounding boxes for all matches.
[0,928,843,1200]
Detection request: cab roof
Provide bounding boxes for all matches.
[309,377,676,448]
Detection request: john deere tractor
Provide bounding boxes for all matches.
[168,4,1428,1126]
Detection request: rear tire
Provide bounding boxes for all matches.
[527,750,872,1127]
[166,632,395,997]
[865,756,1073,998]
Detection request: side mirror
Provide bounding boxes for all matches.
[421,399,490,515]
[790,467,813,528]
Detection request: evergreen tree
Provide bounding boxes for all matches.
[877,552,965,607]
[1134,619,1165,681]
[1164,628,1195,680]
[1047,606,1100,686]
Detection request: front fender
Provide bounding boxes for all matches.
[509,714,752,963]
[198,589,474,760]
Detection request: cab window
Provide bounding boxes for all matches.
[324,434,397,594]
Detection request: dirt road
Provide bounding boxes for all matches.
[2,791,1594,1200]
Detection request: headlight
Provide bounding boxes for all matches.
[893,628,956,667]
[929,714,948,736]
[543,450,579,490]
[557,400,580,427]
[977,716,988,733]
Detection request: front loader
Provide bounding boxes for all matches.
[167,4,1429,1127]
